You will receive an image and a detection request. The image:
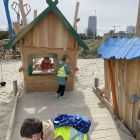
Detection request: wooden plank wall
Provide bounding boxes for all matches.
[23,12,75,49]
[21,47,77,92]
[104,59,140,133]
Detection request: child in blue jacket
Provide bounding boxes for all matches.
[56,55,71,99]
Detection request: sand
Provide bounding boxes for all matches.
[0,58,104,139]
[0,58,23,139]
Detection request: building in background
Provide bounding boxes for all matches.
[126,26,135,35]
[87,15,97,38]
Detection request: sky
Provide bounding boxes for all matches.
[0,0,139,35]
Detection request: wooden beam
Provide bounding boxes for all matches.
[34,10,37,19]
[46,0,58,6]
[18,0,27,26]
[107,60,119,117]
[13,22,21,34]
[136,119,140,140]
[73,1,80,30]
[136,0,140,37]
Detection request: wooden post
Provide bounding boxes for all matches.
[136,0,140,37]
[18,0,27,26]
[73,1,80,30]
[13,80,18,96]
[5,49,9,61]
[107,60,119,117]
[73,1,80,69]
[103,34,110,101]
[94,78,99,88]
[34,10,37,19]
[136,110,140,140]
[136,120,140,140]
[13,22,21,34]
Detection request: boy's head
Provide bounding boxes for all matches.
[44,57,49,61]
[61,54,68,62]
[20,118,42,140]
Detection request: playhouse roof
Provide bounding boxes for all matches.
[4,0,89,50]
[98,37,140,60]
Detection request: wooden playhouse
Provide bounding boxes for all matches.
[98,37,140,135]
[5,0,88,92]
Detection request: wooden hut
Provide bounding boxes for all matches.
[98,37,140,135]
[5,0,89,92]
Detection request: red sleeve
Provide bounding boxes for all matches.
[50,63,54,69]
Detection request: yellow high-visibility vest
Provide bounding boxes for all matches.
[57,64,68,78]
[53,126,87,140]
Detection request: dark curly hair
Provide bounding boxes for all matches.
[20,118,42,138]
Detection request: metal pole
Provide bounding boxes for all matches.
[3,0,15,39]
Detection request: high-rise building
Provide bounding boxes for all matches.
[87,16,97,38]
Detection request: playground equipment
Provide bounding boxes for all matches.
[11,1,31,35]
[3,0,31,37]
[3,0,15,40]
[3,0,17,57]
[11,2,20,23]
[4,0,89,92]
[3,0,31,59]
[18,0,31,26]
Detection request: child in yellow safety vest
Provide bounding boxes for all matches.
[56,55,71,99]
[20,118,89,140]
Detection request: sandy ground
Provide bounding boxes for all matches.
[0,58,104,139]
[0,58,23,139]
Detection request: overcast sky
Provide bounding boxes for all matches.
[0,0,139,35]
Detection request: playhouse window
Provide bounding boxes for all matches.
[28,54,57,75]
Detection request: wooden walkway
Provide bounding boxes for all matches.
[11,88,135,140]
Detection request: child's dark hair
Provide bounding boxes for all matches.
[61,54,67,62]
[20,118,42,138]
[44,57,49,60]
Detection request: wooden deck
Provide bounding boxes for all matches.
[11,89,136,140]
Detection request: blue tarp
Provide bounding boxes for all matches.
[52,114,91,133]
[98,37,140,60]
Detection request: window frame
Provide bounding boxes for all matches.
[28,53,58,76]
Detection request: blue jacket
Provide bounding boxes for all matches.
[57,61,71,85]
